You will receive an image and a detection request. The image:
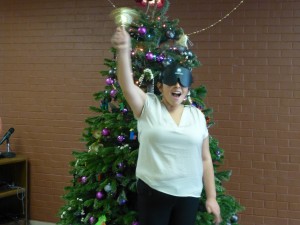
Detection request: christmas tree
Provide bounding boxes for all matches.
[57,1,244,225]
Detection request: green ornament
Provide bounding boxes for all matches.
[95,215,106,225]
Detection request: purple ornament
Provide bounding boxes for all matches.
[89,216,95,224]
[106,77,114,85]
[145,52,154,61]
[118,162,125,169]
[156,54,165,62]
[96,191,104,200]
[119,198,127,205]
[81,176,87,184]
[116,172,123,178]
[192,102,198,107]
[138,26,147,35]
[121,108,128,114]
[101,128,110,136]
[117,135,125,143]
[110,89,117,98]
[132,222,139,225]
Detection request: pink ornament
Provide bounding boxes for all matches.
[110,89,117,97]
[101,128,110,136]
[96,191,104,200]
[106,77,114,85]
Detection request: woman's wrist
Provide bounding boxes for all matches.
[206,193,217,200]
[117,47,131,55]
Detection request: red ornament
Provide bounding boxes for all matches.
[97,174,101,181]
[139,0,164,8]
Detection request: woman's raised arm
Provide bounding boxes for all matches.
[111,27,146,118]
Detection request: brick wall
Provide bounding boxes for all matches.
[0,0,299,224]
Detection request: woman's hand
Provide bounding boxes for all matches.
[111,27,131,52]
[206,197,222,225]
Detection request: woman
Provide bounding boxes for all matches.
[111,27,222,225]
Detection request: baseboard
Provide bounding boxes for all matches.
[0,219,26,225]
[0,218,26,225]
[0,219,56,225]
[29,221,55,225]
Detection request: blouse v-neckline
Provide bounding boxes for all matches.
[161,103,186,127]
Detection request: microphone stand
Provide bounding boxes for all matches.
[2,138,16,158]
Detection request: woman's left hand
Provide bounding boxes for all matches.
[206,197,222,225]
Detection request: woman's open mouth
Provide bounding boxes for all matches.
[171,91,181,97]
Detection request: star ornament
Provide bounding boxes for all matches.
[110,7,139,27]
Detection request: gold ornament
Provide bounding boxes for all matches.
[176,34,189,48]
[110,7,138,27]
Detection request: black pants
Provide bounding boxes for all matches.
[137,179,199,225]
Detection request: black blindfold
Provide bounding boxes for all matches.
[161,65,193,87]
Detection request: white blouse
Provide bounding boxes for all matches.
[136,93,208,197]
